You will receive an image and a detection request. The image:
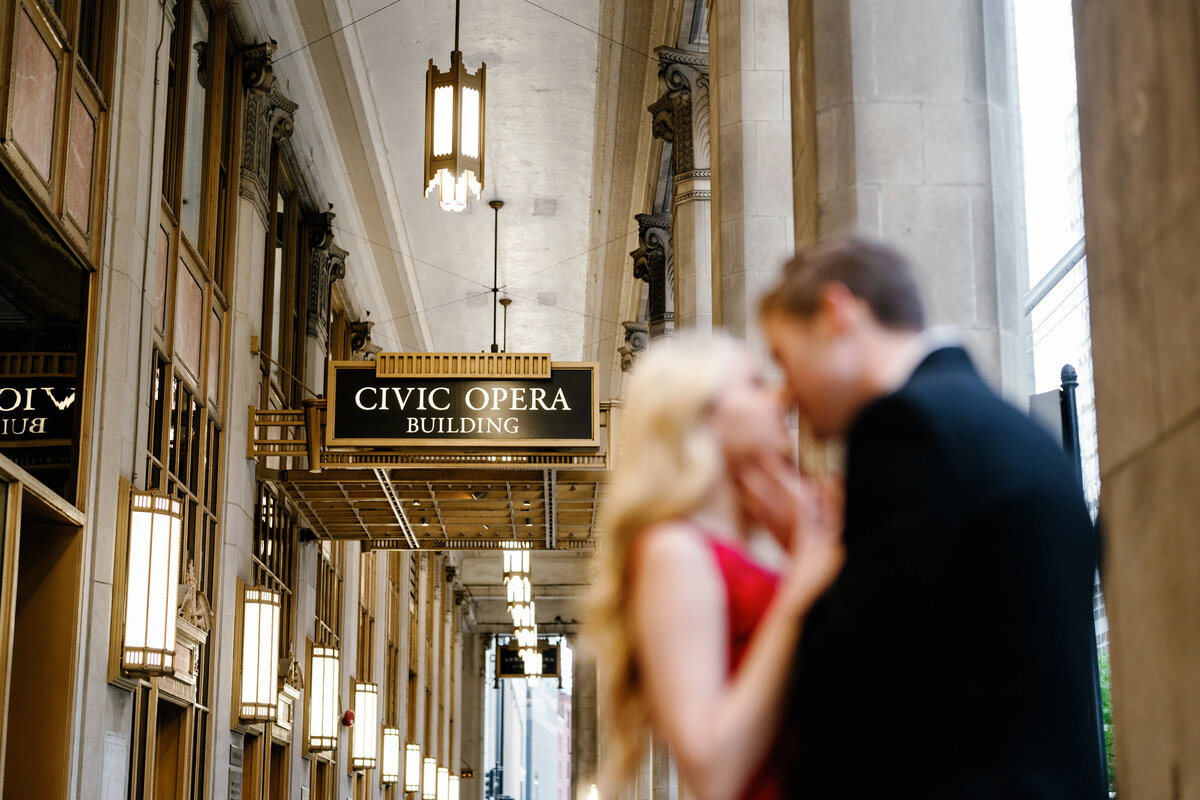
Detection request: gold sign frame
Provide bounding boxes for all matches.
[325,356,599,449]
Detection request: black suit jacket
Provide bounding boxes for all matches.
[784,346,1104,799]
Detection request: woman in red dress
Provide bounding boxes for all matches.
[591,334,844,800]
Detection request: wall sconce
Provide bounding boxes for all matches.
[406,744,423,792]
[239,585,281,720]
[308,644,340,751]
[448,774,460,800]
[436,767,450,800]
[422,757,438,800]
[122,489,183,675]
[351,682,379,769]
[381,727,402,784]
[424,0,485,211]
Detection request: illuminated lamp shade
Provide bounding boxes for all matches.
[448,774,460,800]
[351,682,379,769]
[424,1,485,211]
[422,757,438,800]
[308,645,340,751]
[405,744,423,792]
[239,585,282,720]
[381,728,402,784]
[122,489,183,675]
[502,545,530,576]
[506,575,531,607]
[515,623,537,650]
[437,767,450,800]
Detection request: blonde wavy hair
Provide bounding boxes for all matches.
[588,332,745,791]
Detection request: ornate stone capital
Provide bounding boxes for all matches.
[241,41,299,218]
[619,321,649,372]
[306,210,348,346]
[630,213,674,340]
[350,321,375,356]
[649,47,710,177]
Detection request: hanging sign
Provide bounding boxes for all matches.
[327,361,597,447]
[496,643,560,679]
[0,375,77,441]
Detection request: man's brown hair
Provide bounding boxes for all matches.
[759,237,925,330]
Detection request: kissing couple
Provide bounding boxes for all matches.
[591,238,1104,800]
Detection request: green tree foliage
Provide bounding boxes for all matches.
[1099,652,1115,793]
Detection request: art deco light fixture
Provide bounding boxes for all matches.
[437,767,450,800]
[425,0,486,211]
[308,645,340,751]
[406,744,423,792]
[122,489,183,675]
[239,585,282,720]
[423,757,438,800]
[351,682,380,769]
[381,728,402,784]
[448,774,460,800]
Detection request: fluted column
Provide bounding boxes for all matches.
[650,47,713,332]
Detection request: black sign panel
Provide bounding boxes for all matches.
[496,644,560,679]
[327,362,597,446]
[0,375,77,441]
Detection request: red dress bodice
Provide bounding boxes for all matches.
[707,537,784,800]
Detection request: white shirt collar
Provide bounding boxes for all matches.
[880,326,958,393]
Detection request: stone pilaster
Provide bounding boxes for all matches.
[629,213,674,340]
[708,0,795,346]
[240,41,299,222]
[650,47,714,332]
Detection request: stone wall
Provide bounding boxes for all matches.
[1073,2,1200,796]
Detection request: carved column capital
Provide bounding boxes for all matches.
[241,41,299,219]
[307,210,348,347]
[630,213,674,340]
[619,321,649,372]
[649,47,710,177]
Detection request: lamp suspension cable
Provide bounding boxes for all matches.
[500,297,512,352]
[490,199,503,352]
[454,0,460,52]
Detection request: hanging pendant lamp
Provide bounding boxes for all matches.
[425,0,486,212]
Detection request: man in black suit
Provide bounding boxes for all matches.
[749,238,1104,798]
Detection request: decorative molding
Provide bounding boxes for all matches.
[350,321,375,356]
[306,210,348,345]
[649,47,711,177]
[240,41,299,218]
[178,559,212,633]
[619,322,649,372]
[279,643,305,690]
[630,213,674,340]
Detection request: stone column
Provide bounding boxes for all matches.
[708,0,795,345]
[1072,2,1200,796]
[650,47,713,332]
[804,0,1024,393]
[569,642,598,800]
[650,736,679,800]
[459,633,486,800]
[304,210,347,393]
[629,214,674,340]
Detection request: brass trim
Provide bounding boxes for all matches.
[373,352,551,379]
[327,362,600,448]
